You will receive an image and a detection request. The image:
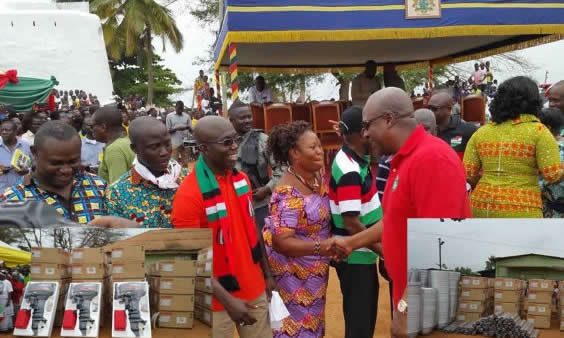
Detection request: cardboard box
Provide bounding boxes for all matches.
[494,290,522,303]
[156,294,195,312]
[111,245,145,263]
[494,278,523,291]
[528,279,554,292]
[527,303,551,316]
[461,276,489,289]
[560,319,563,331]
[71,248,105,264]
[196,260,212,277]
[158,311,194,329]
[154,277,195,295]
[559,281,564,291]
[196,277,213,293]
[72,263,107,279]
[156,260,197,277]
[494,302,520,314]
[195,306,212,327]
[456,311,486,322]
[31,248,70,264]
[197,247,212,262]
[30,263,71,279]
[527,314,551,329]
[459,300,487,313]
[195,291,213,310]
[527,291,552,304]
[460,288,491,301]
[110,262,145,279]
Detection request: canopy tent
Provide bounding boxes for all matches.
[0,240,31,268]
[0,70,58,112]
[214,0,564,73]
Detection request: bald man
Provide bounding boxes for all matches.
[427,91,477,159]
[172,116,273,338]
[414,108,437,136]
[336,88,471,338]
[103,117,188,228]
[548,81,564,135]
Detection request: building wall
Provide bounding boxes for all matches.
[0,7,113,104]
[495,255,564,281]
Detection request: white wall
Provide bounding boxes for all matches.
[0,8,114,104]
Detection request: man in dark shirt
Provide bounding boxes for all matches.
[427,91,478,159]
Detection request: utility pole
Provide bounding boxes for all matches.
[438,238,445,270]
[545,71,549,84]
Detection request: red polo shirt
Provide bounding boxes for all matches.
[382,125,471,308]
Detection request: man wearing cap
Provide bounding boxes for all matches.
[329,106,383,338]
[352,61,381,107]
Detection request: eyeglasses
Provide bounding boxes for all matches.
[426,104,450,112]
[204,136,243,147]
[362,114,388,130]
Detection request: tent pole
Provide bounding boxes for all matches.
[229,43,239,102]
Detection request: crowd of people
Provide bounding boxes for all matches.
[1,62,564,337]
[0,264,29,332]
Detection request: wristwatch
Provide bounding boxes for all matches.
[397,299,408,314]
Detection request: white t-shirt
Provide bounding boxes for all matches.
[248,86,272,104]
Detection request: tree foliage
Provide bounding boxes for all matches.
[455,266,478,276]
[485,255,497,270]
[110,54,183,106]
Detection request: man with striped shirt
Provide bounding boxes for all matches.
[329,106,383,338]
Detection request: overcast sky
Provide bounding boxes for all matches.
[408,219,564,272]
[158,3,564,105]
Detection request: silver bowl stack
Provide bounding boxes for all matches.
[448,272,461,322]
[407,282,421,338]
[430,270,450,328]
[420,287,437,335]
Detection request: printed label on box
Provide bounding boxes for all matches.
[113,266,123,274]
[470,304,478,310]
[531,282,538,288]
[206,251,212,260]
[73,267,82,274]
[529,306,536,312]
[495,305,502,312]
[162,264,174,272]
[205,294,212,306]
[204,312,211,321]
[495,293,502,299]
[176,317,187,324]
[32,250,41,257]
[72,252,83,259]
[462,291,470,297]
[86,267,97,274]
[529,294,536,300]
[472,280,480,285]
[161,281,172,289]
[160,315,170,323]
[460,303,468,309]
[505,281,513,287]
[160,298,172,306]
[205,261,212,271]
[463,280,470,285]
[205,279,211,288]
[31,266,40,274]
[46,268,55,275]
[538,307,546,313]
[495,281,502,287]
[112,250,123,258]
[541,282,548,288]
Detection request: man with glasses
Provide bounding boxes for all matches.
[335,87,470,337]
[172,116,273,338]
[228,100,283,231]
[427,91,478,159]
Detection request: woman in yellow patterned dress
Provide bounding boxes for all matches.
[463,76,563,218]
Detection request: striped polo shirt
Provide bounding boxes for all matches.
[329,144,383,264]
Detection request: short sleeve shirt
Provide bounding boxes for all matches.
[0,138,32,192]
[98,136,135,185]
[166,112,191,147]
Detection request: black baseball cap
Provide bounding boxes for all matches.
[339,106,364,135]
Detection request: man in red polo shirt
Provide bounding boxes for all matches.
[337,87,471,337]
[171,116,273,338]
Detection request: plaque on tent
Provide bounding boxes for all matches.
[405,0,442,19]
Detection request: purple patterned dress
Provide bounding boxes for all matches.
[263,183,331,338]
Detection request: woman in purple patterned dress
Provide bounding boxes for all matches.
[263,122,342,338]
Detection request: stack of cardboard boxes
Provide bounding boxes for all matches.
[70,247,108,327]
[494,277,525,317]
[195,247,213,327]
[149,259,197,329]
[30,248,71,326]
[105,245,146,314]
[457,276,494,322]
[558,281,564,331]
[526,279,554,329]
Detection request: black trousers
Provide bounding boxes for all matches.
[335,262,379,338]
[378,258,394,319]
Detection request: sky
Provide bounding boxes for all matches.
[158,2,564,105]
[408,219,564,272]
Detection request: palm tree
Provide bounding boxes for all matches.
[91,0,183,105]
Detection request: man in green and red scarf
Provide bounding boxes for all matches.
[172,116,274,338]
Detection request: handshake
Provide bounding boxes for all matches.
[318,237,353,261]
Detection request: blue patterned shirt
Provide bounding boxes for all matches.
[1,171,107,224]
[104,167,189,228]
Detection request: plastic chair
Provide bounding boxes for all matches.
[264,103,293,132]
[461,95,486,125]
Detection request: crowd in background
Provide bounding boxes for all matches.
[0,264,30,332]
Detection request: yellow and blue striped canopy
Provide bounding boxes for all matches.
[213,0,564,72]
